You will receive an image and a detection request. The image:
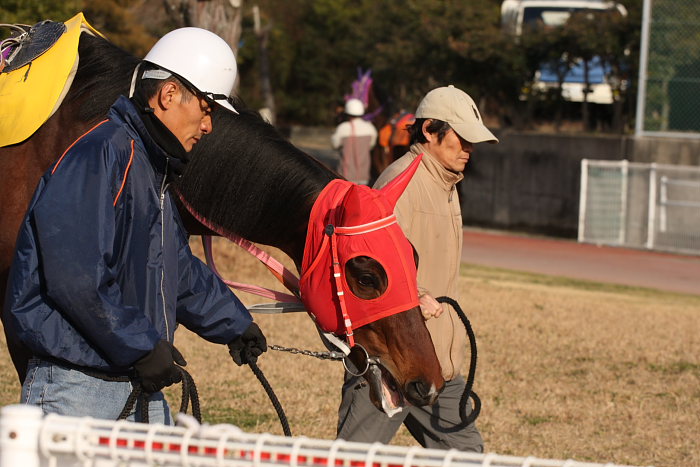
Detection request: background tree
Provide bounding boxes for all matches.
[519,21,579,130]
[565,10,606,130]
[162,0,243,54]
[591,6,636,132]
[2,0,644,132]
[83,0,156,56]
[1,0,82,39]
[1,0,157,54]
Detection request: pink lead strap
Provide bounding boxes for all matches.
[202,235,301,303]
[175,191,301,303]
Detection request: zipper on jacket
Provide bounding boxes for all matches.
[159,161,171,342]
[448,183,455,202]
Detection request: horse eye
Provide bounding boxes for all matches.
[358,274,377,288]
[345,256,388,300]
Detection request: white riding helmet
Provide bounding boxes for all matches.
[345,98,365,117]
[142,27,238,113]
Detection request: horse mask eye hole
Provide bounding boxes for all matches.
[345,256,388,300]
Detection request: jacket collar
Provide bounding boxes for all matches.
[410,143,464,190]
[108,96,173,176]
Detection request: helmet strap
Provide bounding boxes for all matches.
[128,62,142,98]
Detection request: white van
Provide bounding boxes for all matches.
[501,0,628,104]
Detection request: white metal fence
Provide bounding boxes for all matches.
[0,405,645,467]
[578,159,700,254]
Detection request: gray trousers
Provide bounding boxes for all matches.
[337,374,483,451]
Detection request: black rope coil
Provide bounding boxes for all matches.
[117,367,201,424]
[436,296,481,431]
[247,357,292,437]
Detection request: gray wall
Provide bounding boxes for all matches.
[461,131,700,238]
[287,126,700,239]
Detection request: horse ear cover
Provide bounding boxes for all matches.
[379,154,423,208]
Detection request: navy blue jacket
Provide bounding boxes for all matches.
[4,96,252,372]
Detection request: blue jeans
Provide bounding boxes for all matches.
[22,358,172,424]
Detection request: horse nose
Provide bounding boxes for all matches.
[405,379,440,406]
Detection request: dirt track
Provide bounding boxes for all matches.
[462,228,700,295]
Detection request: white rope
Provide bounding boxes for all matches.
[321,331,352,356]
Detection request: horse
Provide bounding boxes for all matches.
[0,24,443,416]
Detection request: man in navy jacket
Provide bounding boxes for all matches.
[4,28,266,423]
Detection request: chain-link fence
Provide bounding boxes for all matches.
[636,0,700,136]
[578,159,700,254]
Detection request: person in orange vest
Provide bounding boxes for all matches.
[378,110,415,172]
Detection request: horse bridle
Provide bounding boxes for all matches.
[320,214,402,375]
[321,330,379,377]
[322,212,398,346]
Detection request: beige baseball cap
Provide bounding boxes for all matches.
[415,85,498,144]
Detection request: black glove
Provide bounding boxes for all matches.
[228,322,268,366]
[133,340,187,393]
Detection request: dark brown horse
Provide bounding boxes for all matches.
[0,29,443,415]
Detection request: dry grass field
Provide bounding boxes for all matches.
[0,237,698,467]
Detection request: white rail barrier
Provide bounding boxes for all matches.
[0,405,648,467]
[578,159,700,254]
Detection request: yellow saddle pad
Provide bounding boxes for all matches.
[0,12,102,147]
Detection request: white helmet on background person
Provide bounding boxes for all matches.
[142,27,238,113]
[344,98,365,117]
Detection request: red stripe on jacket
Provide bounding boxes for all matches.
[113,139,135,206]
[51,119,110,175]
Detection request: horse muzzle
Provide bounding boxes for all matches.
[405,378,441,406]
[363,359,442,416]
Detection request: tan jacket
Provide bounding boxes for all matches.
[373,144,466,380]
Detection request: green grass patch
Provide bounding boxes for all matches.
[522,414,555,426]
[648,360,700,375]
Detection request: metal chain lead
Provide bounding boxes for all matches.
[269,344,344,361]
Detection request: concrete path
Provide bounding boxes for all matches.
[462,228,700,296]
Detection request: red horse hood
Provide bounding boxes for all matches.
[300,155,422,337]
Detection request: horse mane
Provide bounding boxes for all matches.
[175,104,338,257]
[61,32,338,259]
[66,33,139,124]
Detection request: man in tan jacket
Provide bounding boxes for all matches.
[337,85,498,451]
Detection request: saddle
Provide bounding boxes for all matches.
[0,12,102,147]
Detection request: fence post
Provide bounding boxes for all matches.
[646,163,658,249]
[634,0,652,136]
[659,175,668,232]
[619,159,629,244]
[578,159,589,243]
[0,405,42,467]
